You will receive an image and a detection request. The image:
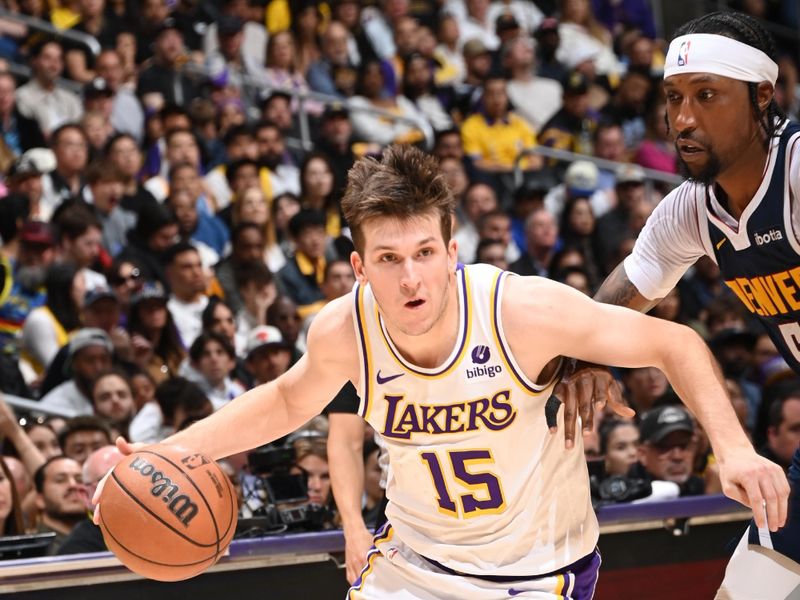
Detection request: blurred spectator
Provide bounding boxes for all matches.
[245,325,293,386]
[136,19,201,113]
[204,124,257,210]
[457,0,500,51]
[760,392,800,471]
[58,416,112,465]
[57,445,124,554]
[308,21,360,99]
[40,328,112,415]
[203,0,267,70]
[145,127,203,203]
[592,0,657,40]
[129,368,156,411]
[554,265,592,295]
[330,0,372,68]
[539,71,597,156]
[592,121,627,190]
[475,238,508,270]
[205,15,262,114]
[37,285,129,398]
[709,328,761,424]
[434,14,465,85]
[53,203,107,289]
[454,38,492,119]
[290,0,324,76]
[0,456,24,537]
[556,0,623,78]
[33,456,85,553]
[630,405,705,496]
[315,103,358,201]
[129,376,212,444]
[634,99,676,174]
[273,192,303,255]
[90,370,136,438]
[454,182,498,264]
[253,120,301,197]
[291,436,336,524]
[21,263,84,375]
[402,53,454,133]
[477,210,521,263]
[726,377,751,437]
[620,366,668,413]
[462,76,539,173]
[81,159,130,255]
[599,419,640,477]
[263,30,322,117]
[267,296,303,362]
[23,422,61,464]
[0,72,46,156]
[361,0,410,61]
[168,186,229,261]
[234,260,278,340]
[299,152,341,237]
[216,222,268,312]
[185,331,244,409]
[545,159,610,220]
[165,242,208,348]
[349,59,431,148]
[535,18,568,83]
[94,50,143,143]
[40,124,89,217]
[106,258,144,317]
[64,0,133,84]
[595,164,647,267]
[510,208,559,277]
[558,196,601,286]
[128,282,185,384]
[277,209,329,314]
[5,149,54,221]
[504,36,563,133]
[106,133,157,214]
[600,69,652,150]
[0,221,55,356]
[16,40,83,138]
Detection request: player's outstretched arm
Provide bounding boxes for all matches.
[505,276,789,531]
[165,296,358,461]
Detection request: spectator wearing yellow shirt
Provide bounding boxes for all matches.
[461,76,542,172]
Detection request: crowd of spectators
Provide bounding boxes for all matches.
[0,0,798,555]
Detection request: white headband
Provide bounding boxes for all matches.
[664,33,778,85]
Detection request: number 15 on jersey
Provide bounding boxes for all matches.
[420,449,506,519]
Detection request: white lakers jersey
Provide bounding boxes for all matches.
[351,263,598,577]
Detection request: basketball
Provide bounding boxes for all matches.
[97,445,238,582]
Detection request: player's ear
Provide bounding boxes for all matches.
[756,81,773,113]
[447,238,458,273]
[350,250,367,285]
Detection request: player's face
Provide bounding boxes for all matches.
[352,212,458,338]
[604,424,640,477]
[664,73,766,185]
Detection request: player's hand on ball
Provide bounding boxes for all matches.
[345,524,375,584]
[92,436,146,524]
[551,360,634,449]
[717,447,790,532]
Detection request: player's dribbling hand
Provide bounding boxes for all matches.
[717,447,790,532]
[344,524,375,585]
[551,360,635,449]
[91,436,147,525]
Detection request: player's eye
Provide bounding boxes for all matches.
[666,92,681,103]
[698,89,714,101]
[419,248,433,257]
[380,254,396,263]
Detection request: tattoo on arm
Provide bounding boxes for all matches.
[595,264,659,312]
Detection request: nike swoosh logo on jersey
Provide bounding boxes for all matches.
[376,370,404,385]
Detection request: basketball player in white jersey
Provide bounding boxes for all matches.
[554,11,800,600]
[96,145,787,598]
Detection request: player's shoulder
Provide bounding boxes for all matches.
[306,293,356,346]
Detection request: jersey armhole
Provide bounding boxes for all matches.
[490,271,562,394]
[352,283,372,419]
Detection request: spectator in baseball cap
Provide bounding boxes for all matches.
[245,325,292,386]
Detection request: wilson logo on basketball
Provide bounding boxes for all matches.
[129,457,199,527]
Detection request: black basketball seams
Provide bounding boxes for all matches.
[137,449,223,557]
[100,480,218,568]
[109,469,217,549]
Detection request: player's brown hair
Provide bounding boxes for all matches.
[342,145,455,254]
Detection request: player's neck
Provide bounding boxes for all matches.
[714,137,770,219]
